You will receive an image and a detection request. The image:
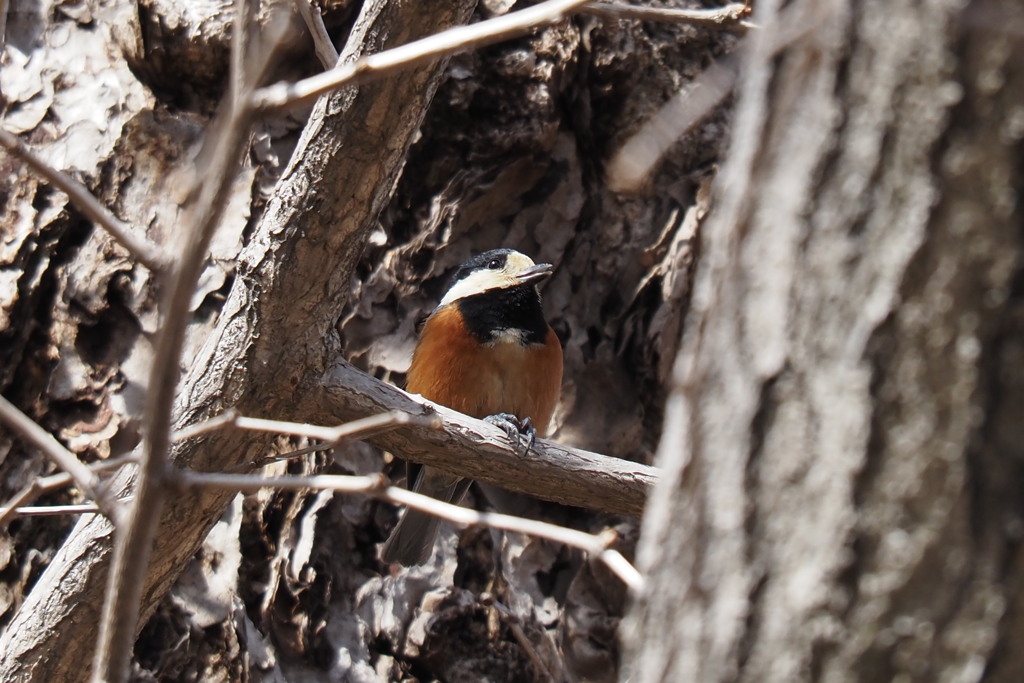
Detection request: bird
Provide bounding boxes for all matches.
[380,248,563,566]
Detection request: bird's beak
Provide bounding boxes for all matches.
[516,262,554,285]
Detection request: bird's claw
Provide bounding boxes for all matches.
[484,413,536,454]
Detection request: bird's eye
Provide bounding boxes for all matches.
[487,258,502,270]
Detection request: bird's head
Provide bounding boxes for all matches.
[439,249,553,307]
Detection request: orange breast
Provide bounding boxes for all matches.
[406,305,562,435]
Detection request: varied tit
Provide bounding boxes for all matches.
[380,248,563,566]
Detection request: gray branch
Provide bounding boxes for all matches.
[317,360,656,519]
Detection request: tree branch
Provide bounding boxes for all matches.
[607,53,739,193]
[175,470,644,591]
[0,454,136,527]
[253,0,592,111]
[173,408,439,444]
[0,129,168,272]
[293,0,339,69]
[581,1,751,27]
[0,396,124,524]
[0,502,134,518]
[174,401,655,518]
[317,361,657,519]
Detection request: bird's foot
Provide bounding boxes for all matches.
[484,413,536,454]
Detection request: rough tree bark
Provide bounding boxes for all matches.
[624,0,1024,680]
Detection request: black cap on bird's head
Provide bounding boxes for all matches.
[440,249,553,307]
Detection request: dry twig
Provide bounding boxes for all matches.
[0,501,134,518]
[0,396,124,524]
[0,129,168,271]
[605,1,834,192]
[253,0,593,111]
[0,454,136,527]
[176,469,644,591]
[173,408,437,445]
[293,0,339,68]
[582,1,751,27]
[172,409,442,471]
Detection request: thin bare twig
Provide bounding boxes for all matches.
[605,0,831,193]
[174,409,437,444]
[176,470,645,591]
[177,470,382,494]
[0,453,137,527]
[387,487,644,590]
[231,411,433,441]
[0,483,44,527]
[229,412,441,470]
[0,129,168,271]
[171,409,441,472]
[581,1,751,27]
[0,396,124,524]
[170,409,241,442]
[0,500,134,518]
[253,0,592,111]
[293,0,339,68]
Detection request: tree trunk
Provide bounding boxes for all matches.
[623,0,1024,680]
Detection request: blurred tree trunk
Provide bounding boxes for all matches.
[623,0,1024,680]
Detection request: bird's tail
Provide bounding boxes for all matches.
[380,469,469,566]
[380,509,443,565]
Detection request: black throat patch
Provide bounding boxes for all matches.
[456,284,548,345]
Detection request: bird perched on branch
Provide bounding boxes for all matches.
[380,248,563,565]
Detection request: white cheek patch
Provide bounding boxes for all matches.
[439,270,507,306]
